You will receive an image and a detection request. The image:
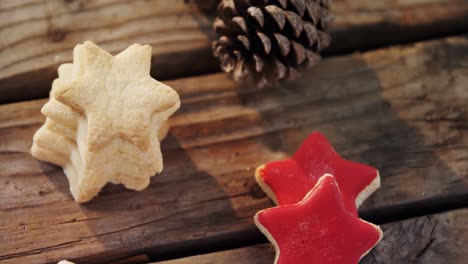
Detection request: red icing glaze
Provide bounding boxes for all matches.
[255,175,382,264]
[259,132,378,215]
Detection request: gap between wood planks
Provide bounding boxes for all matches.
[0,0,468,103]
[153,209,468,264]
[0,35,467,264]
[144,194,468,262]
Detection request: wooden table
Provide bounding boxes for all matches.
[0,1,467,263]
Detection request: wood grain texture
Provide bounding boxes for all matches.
[1,0,468,103]
[0,36,467,263]
[156,209,468,264]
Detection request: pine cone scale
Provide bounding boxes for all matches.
[256,32,272,54]
[291,0,306,16]
[303,22,318,47]
[274,33,290,56]
[265,5,286,30]
[284,11,304,38]
[291,41,306,64]
[247,6,265,26]
[237,35,250,50]
[277,0,288,9]
[231,16,249,34]
[253,54,264,72]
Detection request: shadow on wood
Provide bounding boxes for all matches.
[155,39,468,260]
[0,37,467,263]
[40,133,250,263]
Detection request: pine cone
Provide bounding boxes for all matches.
[212,0,332,88]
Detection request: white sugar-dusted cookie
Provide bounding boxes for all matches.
[31,41,180,203]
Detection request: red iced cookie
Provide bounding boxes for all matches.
[255,132,379,216]
[255,174,383,264]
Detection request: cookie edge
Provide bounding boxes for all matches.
[255,164,279,205]
[355,169,380,208]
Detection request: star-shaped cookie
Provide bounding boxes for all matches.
[55,42,179,151]
[255,132,379,216]
[31,41,180,202]
[255,174,383,264]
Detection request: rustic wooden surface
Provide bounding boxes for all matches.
[156,209,468,264]
[1,0,468,103]
[0,36,467,263]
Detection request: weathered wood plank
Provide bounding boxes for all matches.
[156,209,468,264]
[1,0,468,103]
[0,36,467,263]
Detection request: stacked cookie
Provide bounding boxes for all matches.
[31,42,180,203]
[254,132,383,264]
